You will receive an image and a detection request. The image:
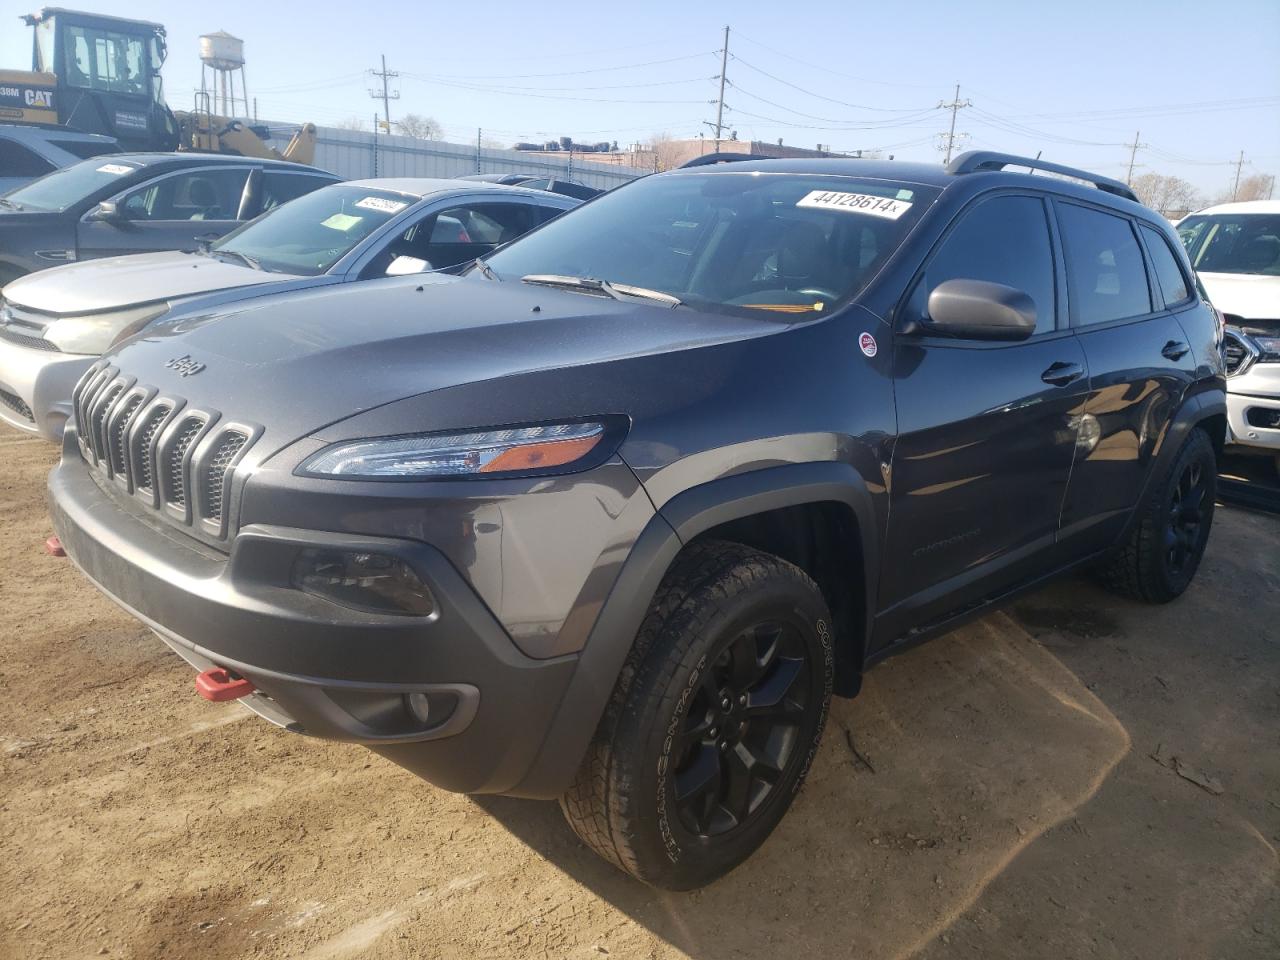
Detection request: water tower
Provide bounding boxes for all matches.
[199,30,248,119]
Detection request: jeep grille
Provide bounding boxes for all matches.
[71,365,259,538]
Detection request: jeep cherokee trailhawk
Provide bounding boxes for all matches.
[48,152,1226,889]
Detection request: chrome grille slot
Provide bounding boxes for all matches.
[75,367,114,457]
[165,416,205,508]
[133,405,171,493]
[201,430,249,522]
[88,381,124,462]
[108,393,145,480]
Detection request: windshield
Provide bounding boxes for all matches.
[2,157,142,211]
[212,185,418,276]
[483,171,936,316]
[1178,213,1280,276]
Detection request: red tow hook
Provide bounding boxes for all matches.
[45,535,66,557]
[195,667,256,702]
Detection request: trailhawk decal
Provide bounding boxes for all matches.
[859,332,878,357]
[796,190,912,220]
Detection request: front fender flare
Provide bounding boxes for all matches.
[511,460,879,799]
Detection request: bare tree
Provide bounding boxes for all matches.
[334,117,367,131]
[398,113,443,140]
[1233,172,1276,202]
[649,131,685,172]
[1131,173,1205,218]
[480,136,506,150]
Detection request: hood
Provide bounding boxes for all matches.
[102,274,785,457]
[1198,272,1280,321]
[3,251,298,315]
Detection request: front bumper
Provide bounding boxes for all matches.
[0,339,93,440]
[48,450,579,795]
[1226,361,1280,453]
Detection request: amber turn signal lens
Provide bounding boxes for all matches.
[478,433,602,473]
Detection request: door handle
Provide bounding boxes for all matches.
[1162,340,1190,361]
[1041,361,1084,387]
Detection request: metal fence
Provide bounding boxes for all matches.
[263,123,648,189]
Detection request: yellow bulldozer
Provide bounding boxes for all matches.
[3,7,316,164]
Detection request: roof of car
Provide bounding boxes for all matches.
[665,154,1152,216]
[0,124,117,145]
[340,177,567,200]
[667,157,953,187]
[1190,200,1280,216]
[94,152,332,173]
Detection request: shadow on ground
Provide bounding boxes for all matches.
[478,613,1132,960]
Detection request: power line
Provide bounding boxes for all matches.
[728,53,934,113]
[400,52,715,83]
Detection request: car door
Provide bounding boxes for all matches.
[878,192,1089,643]
[76,165,254,260]
[1054,201,1199,552]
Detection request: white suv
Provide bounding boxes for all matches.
[1178,200,1280,472]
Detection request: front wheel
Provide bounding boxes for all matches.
[560,541,833,889]
[1098,428,1217,603]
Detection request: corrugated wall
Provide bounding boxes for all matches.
[264,124,648,188]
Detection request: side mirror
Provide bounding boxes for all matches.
[386,255,432,276]
[923,279,1037,341]
[91,200,127,224]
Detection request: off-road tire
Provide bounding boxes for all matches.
[1098,428,1217,603]
[559,540,834,890]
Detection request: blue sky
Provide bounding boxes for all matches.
[3,0,1277,195]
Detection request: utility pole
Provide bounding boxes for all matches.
[369,54,399,132]
[372,113,379,177]
[1124,131,1148,184]
[713,25,729,149]
[476,128,482,173]
[937,84,970,165]
[1231,150,1246,200]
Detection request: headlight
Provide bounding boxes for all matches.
[43,302,170,354]
[300,421,613,479]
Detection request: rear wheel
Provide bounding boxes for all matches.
[560,541,833,889]
[1098,428,1217,603]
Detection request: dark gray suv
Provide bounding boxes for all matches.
[48,152,1226,889]
[0,152,338,285]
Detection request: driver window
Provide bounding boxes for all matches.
[120,168,250,222]
[909,196,1057,335]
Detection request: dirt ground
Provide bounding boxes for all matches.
[1,431,1277,960]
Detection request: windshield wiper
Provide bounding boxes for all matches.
[473,258,499,281]
[0,198,22,211]
[212,249,262,271]
[520,274,681,308]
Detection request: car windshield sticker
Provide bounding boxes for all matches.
[796,190,912,220]
[354,196,408,214]
[96,163,134,176]
[321,213,363,232]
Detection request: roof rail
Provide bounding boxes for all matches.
[946,151,1139,204]
[679,152,777,168]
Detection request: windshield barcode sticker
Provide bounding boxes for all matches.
[796,190,912,220]
[355,196,408,214]
[96,163,134,176]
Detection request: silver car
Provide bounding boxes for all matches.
[0,178,578,439]
[0,124,121,194]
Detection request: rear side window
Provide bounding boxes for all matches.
[57,139,119,161]
[261,172,333,212]
[1140,224,1191,307]
[0,140,55,178]
[910,195,1057,335]
[1058,204,1152,326]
